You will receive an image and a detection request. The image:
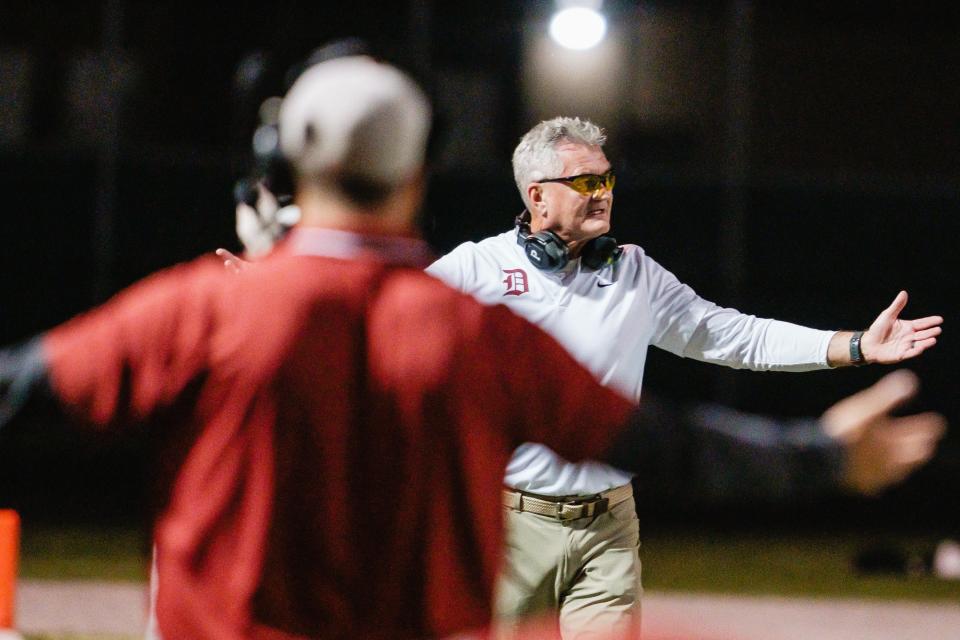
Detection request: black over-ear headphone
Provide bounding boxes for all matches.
[515,210,623,272]
[234,38,376,210]
[233,37,445,212]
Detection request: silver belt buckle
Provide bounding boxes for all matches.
[555,498,585,521]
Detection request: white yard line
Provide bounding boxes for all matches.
[643,592,960,640]
[11,581,960,639]
[17,580,147,636]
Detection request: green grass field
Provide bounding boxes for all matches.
[20,525,147,582]
[641,530,960,601]
[18,524,960,600]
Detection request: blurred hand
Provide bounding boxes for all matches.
[215,248,251,274]
[234,186,299,259]
[821,369,946,496]
[236,199,278,259]
[861,291,943,363]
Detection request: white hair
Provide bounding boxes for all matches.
[511,117,607,208]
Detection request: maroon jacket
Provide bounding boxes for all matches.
[42,228,634,639]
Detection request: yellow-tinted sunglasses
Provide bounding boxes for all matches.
[537,170,616,195]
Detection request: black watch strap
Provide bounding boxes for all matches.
[849,331,867,366]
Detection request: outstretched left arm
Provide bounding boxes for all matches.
[827,291,943,367]
[602,371,946,504]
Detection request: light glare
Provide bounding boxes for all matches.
[549,7,607,51]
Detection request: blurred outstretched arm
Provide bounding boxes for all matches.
[603,371,945,504]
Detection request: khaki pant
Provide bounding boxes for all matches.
[493,493,642,639]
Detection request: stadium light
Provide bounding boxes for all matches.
[549,5,608,51]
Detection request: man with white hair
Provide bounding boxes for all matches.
[0,61,651,639]
[425,116,945,638]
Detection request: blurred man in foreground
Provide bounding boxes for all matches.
[0,57,642,639]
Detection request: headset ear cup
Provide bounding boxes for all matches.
[523,230,568,272]
[581,235,623,270]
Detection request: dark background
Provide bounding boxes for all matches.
[0,1,957,535]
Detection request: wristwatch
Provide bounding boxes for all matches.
[849,331,867,366]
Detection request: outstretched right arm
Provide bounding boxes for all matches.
[1,260,218,434]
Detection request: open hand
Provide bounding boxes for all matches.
[861,291,943,364]
[821,370,946,495]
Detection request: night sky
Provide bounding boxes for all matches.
[0,1,958,531]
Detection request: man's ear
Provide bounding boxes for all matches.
[527,184,546,214]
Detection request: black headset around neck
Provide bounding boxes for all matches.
[514,210,623,272]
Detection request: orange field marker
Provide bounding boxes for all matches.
[0,510,19,635]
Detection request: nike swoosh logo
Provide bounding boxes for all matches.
[597,282,614,288]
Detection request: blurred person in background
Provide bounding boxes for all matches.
[425,116,945,639]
